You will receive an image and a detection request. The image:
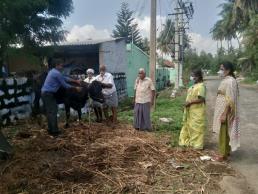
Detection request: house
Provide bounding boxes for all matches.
[159,59,176,85]
[50,38,128,99]
[52,38,127,74]
[126,43,172,96]
[126,43,149,97]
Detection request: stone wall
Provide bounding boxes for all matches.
[0,77,33,125]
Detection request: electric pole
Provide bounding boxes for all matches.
[179,9,184,87]
[169,0,194,92]
[174,1,180,90]
[150,0,156,106]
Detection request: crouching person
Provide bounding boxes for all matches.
[134,68,155,131]
[84,68,102,122]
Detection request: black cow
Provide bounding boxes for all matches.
[32,72,104,127]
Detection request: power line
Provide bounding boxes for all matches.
[137,0,147,18]
[132,0,146,19]
[133,0,141,17]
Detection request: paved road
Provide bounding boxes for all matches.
[206,78,258,194]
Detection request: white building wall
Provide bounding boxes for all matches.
[99,39,127,73]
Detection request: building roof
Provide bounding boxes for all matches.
[58,37,124,47]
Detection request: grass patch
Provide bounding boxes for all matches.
[242,77,257,85]
[118,88,186,146]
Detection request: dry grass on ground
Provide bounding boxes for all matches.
[0,120,236,194]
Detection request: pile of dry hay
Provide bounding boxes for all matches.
[0,121,235,194]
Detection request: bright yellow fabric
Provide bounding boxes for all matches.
[179,82,206,149]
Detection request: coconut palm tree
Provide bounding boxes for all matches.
[211,20,225,49]
[157,19,176,55]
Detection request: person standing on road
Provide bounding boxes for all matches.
[179,69,206,149]
[41,59,81,137]
[213,61,240,161]
[96,65,118,123]
[133,68,155,131]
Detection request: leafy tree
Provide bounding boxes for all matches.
[211,0,258,79]
[112,2,143,49]
[0,0,73,74]
[243,14,258,74]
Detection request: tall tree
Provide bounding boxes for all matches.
[157,19,189,58]
[243,14,258,68]
[112,2,143,49]
[157,19,175,56]
[211,0,258,77]
[0,0,73,72]
[211,2,239,52]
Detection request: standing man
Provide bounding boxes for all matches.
[134,68,155,131]
[41,59,80,137]
[96,65,118,123]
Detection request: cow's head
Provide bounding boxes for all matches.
[88,80,105,103]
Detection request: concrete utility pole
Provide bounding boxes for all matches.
[150,0,156,85]
[179,10,184,87]
[174,0,180,90]
[150,0,156,106]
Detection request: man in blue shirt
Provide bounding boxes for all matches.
[41,59,81,136]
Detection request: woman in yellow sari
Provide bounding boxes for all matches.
[179,69,206,149]
[213,62,240,161]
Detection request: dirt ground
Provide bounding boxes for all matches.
[205,77,258,194]
[0,115,236,194]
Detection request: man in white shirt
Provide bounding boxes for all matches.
[134,68,155,131]
[95,65,118,123]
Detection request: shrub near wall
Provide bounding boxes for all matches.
[0,77,32,125]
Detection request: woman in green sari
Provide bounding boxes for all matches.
[179,69,206,149]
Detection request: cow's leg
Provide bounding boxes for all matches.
[33,90,41,116]
[98,107,103,122]
[103,107,109,121]
[78,109,82,125]
[94,107,100,121]
[65,105,70,128]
